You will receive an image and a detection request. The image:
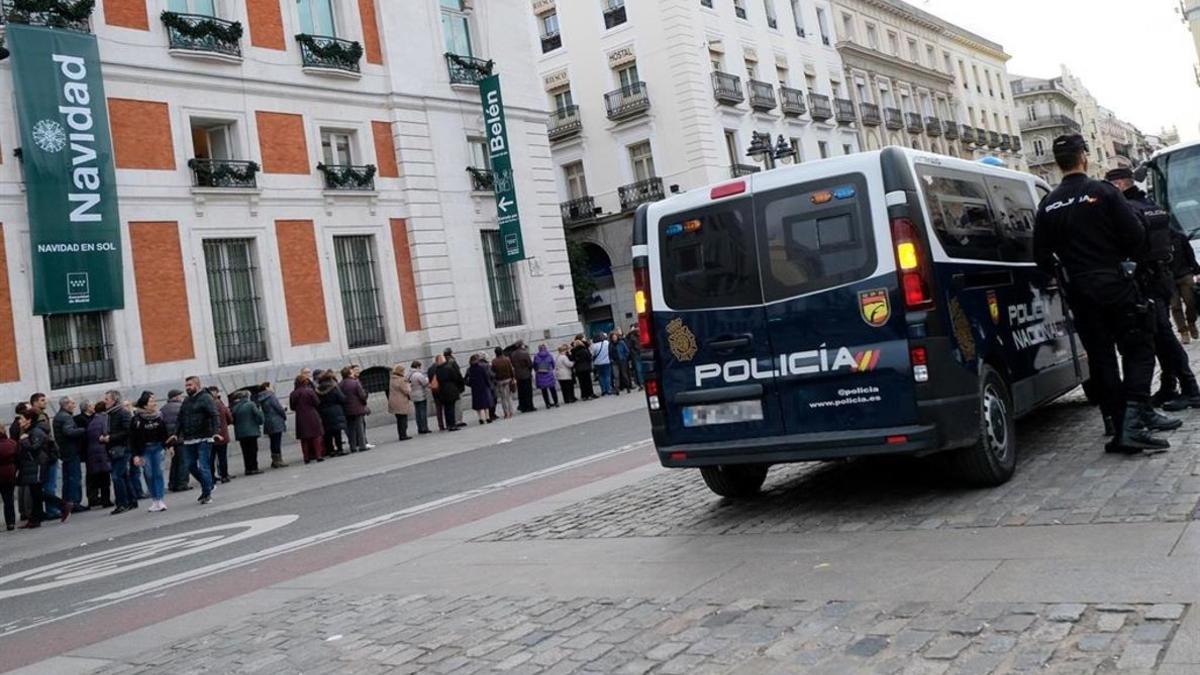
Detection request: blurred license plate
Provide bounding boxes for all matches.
[682,400,763,427]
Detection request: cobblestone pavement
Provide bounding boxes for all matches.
[479,394,1200,541]
[95,593,1189,674]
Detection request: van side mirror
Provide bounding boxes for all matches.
[1133,164,1148,182]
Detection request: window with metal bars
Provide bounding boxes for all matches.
[202,239,268,367]
[44,312,117,389]
[333,235,387,349]
[480,231,523,329]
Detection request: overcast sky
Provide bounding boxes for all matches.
[917,0,1200,141]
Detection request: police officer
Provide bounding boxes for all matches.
[1032,134,1177,454]
[1105,167,1200,412]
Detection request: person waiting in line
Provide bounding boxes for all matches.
[339,366,370,454]
[317,372,348,457]
[465,354,494,425]
[591,334,614,397]
[102,390,136,515]
[84,402,112,510]
[289,374,325,464]
[388,364,414,442]
[511,341,536,413]
[207,387,234,484]
[0,428,18,531]
[408,361,432,435]
[428,357,447,432]
[160,390,189,493]
[490,348,516,420]
[52,396,88,513]
[255,382,289,468]
[18,409,72,527]
[555,344,576,404]
[130,391,170,513]
[612,332,633,394]
[572,338,595,401]
[231,390,264,476]
[434,353,465,431]
[533,345,560,409]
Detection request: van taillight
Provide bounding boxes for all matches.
[890,217,934,310]
[634,265,654,350]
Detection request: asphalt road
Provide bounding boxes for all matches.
[0,409,652,644]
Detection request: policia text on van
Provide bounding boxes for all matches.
[633,147,1088,498]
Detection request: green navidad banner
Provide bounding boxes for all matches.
[479,74,526,264]
[8,23,124,315]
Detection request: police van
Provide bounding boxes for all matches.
[632,146,1087,498]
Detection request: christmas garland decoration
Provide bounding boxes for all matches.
[161,11,244,45]
[318,163,376,189]
[8,0,94,25]
[188,159,260,186]
[295,34,364,66]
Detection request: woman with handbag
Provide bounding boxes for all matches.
[388,364,414,441]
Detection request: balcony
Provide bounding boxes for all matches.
[905,112,924,135]
[975,128,988,146]
[808,93,833,122]
[924,116,941,137]
[780,87,807,116]
[1019,114,1082,134]
[1000,134,1012,151]
[734,5,747,19]
[883,107,903,130]
[711,71,744,105]
[603,3,626,29]
[604,82,650,121]
[188,159,259,189]
[561,196,597,227]
[296,34,363,76]
[1027,153,1056,167]
[987,131,1002,148]
[859,103,881,127]
[466,167,494,192]
[161,12,242,60]
[834,98,855,125]
[619,177,664,211]
[731,164,761,178]
[547,106,582,142]
[318,163,376,191]
[1,0,91,32]
[1012,136,1023,152]
[960,125,976,145]
[540,31,561,53]
[445,53,493,86]
[943,120,959,140]
[748,80,777,112]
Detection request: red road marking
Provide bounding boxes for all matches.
[0,448,655,672]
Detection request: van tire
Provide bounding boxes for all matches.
[951,365,1017,487]
[700,464,769,498]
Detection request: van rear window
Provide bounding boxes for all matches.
[658,199,761,310]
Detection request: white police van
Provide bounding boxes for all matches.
[632,146,1087,498]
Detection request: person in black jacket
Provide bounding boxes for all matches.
[317,372,348,456]
[130,391,171,513]
[1034,135,1177,455]
[435,353,465,431]
[53,396,89,513]
[1171,228,1200,343]
[101,390,137,514]
[17,410,72,527]
[570,338,595,401]
[177,376,220,505]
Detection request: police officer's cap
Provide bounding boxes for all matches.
[1052,134,1089,155]
[1104,167,1133,182]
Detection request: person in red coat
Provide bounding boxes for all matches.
[289,375,325,464]
[0,429,18,531]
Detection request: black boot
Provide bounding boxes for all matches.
[1151,386,1179,409]
[1103,415,1116,437]
[1107,403,1170,455]
[1131,403,1183,432]
[1164,374,1200,412]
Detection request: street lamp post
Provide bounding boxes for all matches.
[746,132,796,170]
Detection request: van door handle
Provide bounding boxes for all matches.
[709,335,752,351]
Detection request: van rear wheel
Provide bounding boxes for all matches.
[951,365,1017,487]
[700,464,769,498]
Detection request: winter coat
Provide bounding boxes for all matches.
[435,361,465,404]
[85,415,111,475]
[491,355,515,382]
[288,386,324,440]
[466,362,495,411]
[388,374,414,416]
[232,398,264,440]
[214,399,233,445]
[178,389,220,441]
[106,404,133,455]
[571,344,593,373]
[160,399,183,443]
[592,340,612,366]
[408,370,430,403]
[613,339,630,362]
[0,436,17,484]
[533,349,556,389]
[339,377,370,418]
[75,413,93,458]
[130,410,169,456]
[555,353,575,381]
[53,408,86,461]
[317,382,348,433]
[255,391,288,436]
[18,426,51,485]
[511,348,534,381]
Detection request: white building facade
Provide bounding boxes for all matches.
[531,0,858,335]
[0,0,576,403]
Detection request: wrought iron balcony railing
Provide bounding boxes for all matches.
[924,116,942,137]
[748,80,777,111]
[162,11,242,58]
[1012,136,1023,152]
[318,163,376,191]
[296,34,363,74]
[942,120,959,139]
[603,3,626,29]
[605,82,650,121]
[883,107,903,130]
[547,105,582,142]
[445,53,493,86]
[834,98,855,124]
[960,125,977,145]
[1,0,91,32]
[780,87,807,116]
[619,177,664,211]
[188,158,259,189]
[1000,134,1012,151]
[466,167,494,192]
[987,131,1002,148]
[905,112,924,134]
[711,71,744,105]
[561,196,597,227]
[540,31,561,53]
[1019,114,1081,134]
[975,127,988,145]
[859,103,881,126]
[808,93,833,121]
[731,164,761,178]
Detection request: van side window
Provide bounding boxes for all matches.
[757,174,876,302]
[917,168,1002,261]
[659,199,762,310]
[987,178,1037,263]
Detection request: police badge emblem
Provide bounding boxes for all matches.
[858,289,891,328]
[666,318,698,362]
[987,291,1001,325]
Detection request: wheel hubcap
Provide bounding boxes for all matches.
[983,385,1010,463]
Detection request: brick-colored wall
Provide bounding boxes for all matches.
[0,225,20,383]
[372,121,400,179]
[358,0,384,65]
[389,219,422,332]
[130,222,194,365]
[275,220,330,345]
[109,99,176,171]
[247,0,286,50]
[256,112,310,175]
[104,0,149,30]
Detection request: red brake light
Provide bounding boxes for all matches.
[910,347,927,366]
[645,379,659,397]
[633,265,654,350]
[890,217,934,310]
[711,181,746,200]
[886,435,908,445]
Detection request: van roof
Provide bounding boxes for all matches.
[1150,138,1200,162]
[646,146,1042,219]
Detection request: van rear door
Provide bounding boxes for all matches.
[754,172,920,435]
[652,194,785,446]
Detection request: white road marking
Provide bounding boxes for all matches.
[0,440,652,640]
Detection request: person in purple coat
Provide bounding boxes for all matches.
[466,354,495,425]
[85,402,113,509]
[338,366,370,453]
[533,345,560,409]
[289,375,325,464]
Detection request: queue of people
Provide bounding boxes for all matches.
[1,332,642,532]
